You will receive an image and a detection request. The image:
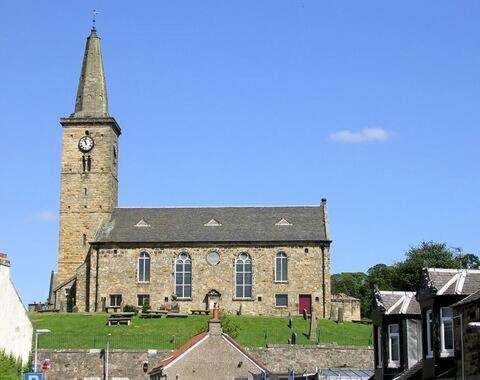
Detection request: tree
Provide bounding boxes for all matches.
[331,272,367,300]
[366,264,397,290]
[394,241,462,291]
[456,252,480,269]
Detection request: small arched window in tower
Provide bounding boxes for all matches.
[113,145,117,166]
[85,130,90,135]
[82,156,87,172]
[82,234,87,247]
[235,253,252,299]
[86,156,92,172]
[84,188,88,196]
[175,253,192,299]
[275,252,288,283]
[138,252,151,282]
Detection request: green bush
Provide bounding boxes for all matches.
[123,304,137,313]
[0,351,25,380]
[142,302,151,313]
[219,311,240,339]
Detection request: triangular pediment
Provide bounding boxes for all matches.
[275,218,292,226]
[204,219,222,227]
[135,219,151,227]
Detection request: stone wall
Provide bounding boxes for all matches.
[248,345,374,373]
[330,294,361,322]
[455,302,480,379]
[37,344,373,380]
[89,243,331,317]
[58,122,119,283]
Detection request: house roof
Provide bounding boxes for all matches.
[374,290,420,315]
[149,330,268,375]
[150,332,208,372]
[331,293,360,301]
[421,268,480,296]
[452,288,480,308]
[393,359,423,380]
[94,205,329,244]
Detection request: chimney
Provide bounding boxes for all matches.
[208,304,222,336]
[0,253,10,267]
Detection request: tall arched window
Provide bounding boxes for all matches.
[235,253,252,299]
[138,252,150,282]
[275,252,288,282]
[175,253,192,299]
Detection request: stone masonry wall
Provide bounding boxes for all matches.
[37,345,373,380]
[90,244,331,317]
[455,302,480,379]
[58,123,119,283]
[247,344,374,373]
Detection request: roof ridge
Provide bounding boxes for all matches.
[114,205,322,210]
[427,268,480,274]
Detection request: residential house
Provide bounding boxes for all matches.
[452,288,480,380]
[371,288,422,380]
[149,308,268,380]
[416,268,480,379]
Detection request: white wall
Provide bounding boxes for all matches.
[0,259,33,364]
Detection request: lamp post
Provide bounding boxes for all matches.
[34,329,51,372]
[105,333,112,380]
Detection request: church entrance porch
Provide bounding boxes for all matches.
[298,294,312,314]
[205,289,221,310]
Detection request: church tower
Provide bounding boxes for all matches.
[57,26,121,283]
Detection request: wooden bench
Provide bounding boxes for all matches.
[107,317,131,326]
[190,309,210,315]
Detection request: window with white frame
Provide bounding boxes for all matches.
[235,253,252,299]
[377,326,383,368]
[109,294,122,307]
[275,294,288,307]
[138,252,151,282]
[275,252,288,282]
[426,309,433,357]
[440,307,454,356]
[175,253,192,299]
[388,324,400,368]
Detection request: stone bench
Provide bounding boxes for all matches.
[107,317,132,326]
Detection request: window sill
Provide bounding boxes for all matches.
[177,298,192,301]
[233,298,254,302]
[440,350,454,358]
[275,305,288,308]
[426,353,433,359]
[274,281,288,284]
[137,281,150,284]
[387,361,399,369]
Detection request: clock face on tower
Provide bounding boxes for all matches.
[78,136,95,152]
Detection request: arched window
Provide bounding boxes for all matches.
[235,253,252,299]
[138,252,150,282]
[275,252,288,282]
[175,253,192,299]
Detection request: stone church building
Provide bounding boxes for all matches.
[52,26,334,317]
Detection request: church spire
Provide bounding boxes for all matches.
[73,26,109,117]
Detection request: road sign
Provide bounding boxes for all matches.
[24,373,43,380]
[41,359,50,371]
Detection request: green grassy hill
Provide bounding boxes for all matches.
[30,313,372,350]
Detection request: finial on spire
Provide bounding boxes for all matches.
[92,9,99,31]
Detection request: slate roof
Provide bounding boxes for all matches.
[149,331,268,374]
[374,290,420,315]
[393,359,423,380]
[452,288,480,308]
[94,205,328,244]
[423,268,480,296]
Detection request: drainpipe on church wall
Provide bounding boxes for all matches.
[321,244,326,319]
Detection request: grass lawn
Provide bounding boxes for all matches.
[30,313,372,350]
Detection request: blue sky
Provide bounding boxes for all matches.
[1,1,479,304]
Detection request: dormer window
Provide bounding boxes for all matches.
[275,218,292,226]
[204,219,222,227]
[135,219,151,227]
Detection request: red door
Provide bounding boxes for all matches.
[298,294,312,314]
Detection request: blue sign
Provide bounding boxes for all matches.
[24,373,43,380]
